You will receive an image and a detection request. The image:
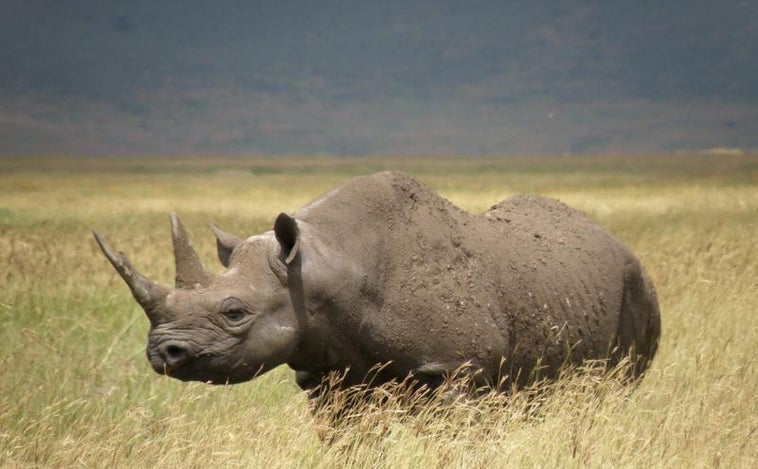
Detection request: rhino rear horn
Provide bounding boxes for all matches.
[211,224,243,267]
[92,230,169,324]
[170,213,212,288]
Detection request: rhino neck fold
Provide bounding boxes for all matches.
[285,261,308,342]
[277,219,375,379]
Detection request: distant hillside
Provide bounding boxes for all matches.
[1,0,757,156]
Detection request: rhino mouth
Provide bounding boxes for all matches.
[146,348,264,385]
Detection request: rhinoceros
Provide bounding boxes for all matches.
[94,171,660,394]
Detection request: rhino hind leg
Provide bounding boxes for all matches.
[613,260,662,377]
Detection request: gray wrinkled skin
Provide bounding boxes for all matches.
[95,171,661,393]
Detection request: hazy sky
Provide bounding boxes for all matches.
[2,0,757,157]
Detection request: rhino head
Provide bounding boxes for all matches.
[93,213,304,384]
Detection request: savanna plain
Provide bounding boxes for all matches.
[0,155,756,468]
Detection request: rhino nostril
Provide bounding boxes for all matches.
[159,343,191,367]
[166,345,184,359]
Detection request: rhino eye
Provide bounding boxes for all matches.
[222,308,247,324]
[220,297,249,325]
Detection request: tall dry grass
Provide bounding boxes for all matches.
[0,155,756,467]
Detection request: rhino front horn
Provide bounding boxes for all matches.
[170,213,212,289]
[92,230,169,324]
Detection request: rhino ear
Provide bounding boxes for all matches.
[211,224,243,267]
[274,213,300,264]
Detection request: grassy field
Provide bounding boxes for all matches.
[1,154,756,467]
